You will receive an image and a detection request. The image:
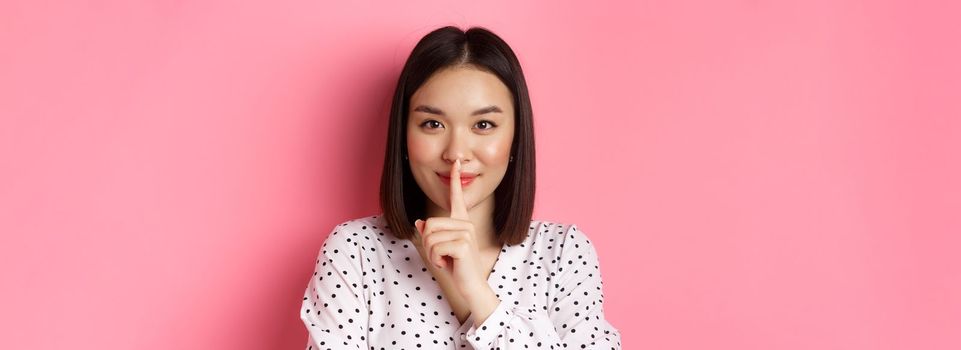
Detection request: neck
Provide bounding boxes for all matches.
[425,194,500,251]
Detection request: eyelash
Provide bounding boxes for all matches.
[419,120,498,131]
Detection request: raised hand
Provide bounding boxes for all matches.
[414,159,487,292]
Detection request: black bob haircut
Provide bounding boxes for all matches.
[379,25,536,246]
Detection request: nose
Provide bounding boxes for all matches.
[442,129,471,164]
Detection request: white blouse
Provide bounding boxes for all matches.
[300,214,621,349]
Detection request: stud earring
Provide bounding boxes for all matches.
[509,155,514,162]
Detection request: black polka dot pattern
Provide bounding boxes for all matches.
[300,214,621,349]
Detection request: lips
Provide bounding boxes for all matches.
[437,172,477,186]
[436,171,479,178]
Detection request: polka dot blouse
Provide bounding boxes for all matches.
[300,214,621,349]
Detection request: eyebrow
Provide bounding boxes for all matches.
[412,104,503,116]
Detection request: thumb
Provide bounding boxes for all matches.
[412,219,424,244]
[414,219,424,234]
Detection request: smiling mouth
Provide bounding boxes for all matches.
[437,173,477,186]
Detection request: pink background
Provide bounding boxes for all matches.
[2,1,959,349]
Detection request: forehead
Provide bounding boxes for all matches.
[410,66,513,112]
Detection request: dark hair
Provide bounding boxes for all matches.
[379,26,535,246]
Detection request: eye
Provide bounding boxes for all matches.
[419,120,443,129]
[475,120,497,130]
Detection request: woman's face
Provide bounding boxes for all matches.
[406,65,515,216]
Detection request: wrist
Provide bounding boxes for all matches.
[464,284,500,325]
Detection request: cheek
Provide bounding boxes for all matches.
[478,136,513,163]
[406,134,436,161]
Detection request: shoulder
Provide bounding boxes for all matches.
[528,220,608,286]
[320,214,387,256]
[528,218,595,247]
[327,214,385,236]
[526,219,598,259]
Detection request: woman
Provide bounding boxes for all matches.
[300,25,621,349]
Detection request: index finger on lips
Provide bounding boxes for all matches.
[449,159,469,220]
